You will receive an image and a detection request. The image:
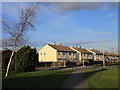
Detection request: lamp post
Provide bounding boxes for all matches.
[102,40,105,67]
[111,48,114,63]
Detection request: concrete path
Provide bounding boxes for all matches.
[61,68,88,89]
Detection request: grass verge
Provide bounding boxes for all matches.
[3,70,72,88]
[85,68,118,88]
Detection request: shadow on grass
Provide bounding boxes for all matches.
[2,70,72,88]
[3,68,110,89]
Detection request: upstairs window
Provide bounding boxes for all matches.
[82,53,85,56]
[58,52,60,55]
[72,52,75,55]
[71,52,73,55]
[74,53,76,55]
[63,52,65,55]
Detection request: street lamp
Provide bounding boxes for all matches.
[111,48,115,63]
[102,40,105,67]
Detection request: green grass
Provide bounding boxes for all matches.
[3,70,72,88]
[85,68,118,88]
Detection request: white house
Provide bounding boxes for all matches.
[38,43,77,67]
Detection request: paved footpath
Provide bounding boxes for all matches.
[61,68,88,89]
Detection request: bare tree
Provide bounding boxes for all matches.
[3,5,38,78]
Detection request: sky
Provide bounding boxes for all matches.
[1,2,119,53]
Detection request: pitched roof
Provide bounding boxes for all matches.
[104,52,119,56]
[108,53,118,56]
[48,44,76,52]
[104,52,110,56]
[72,47,92,54]
[90,49,104,55]
[117,54,120,57]
[95,50,104,55]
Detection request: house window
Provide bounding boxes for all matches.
[74,53,76,55]
[67,52,69,55]
[44,52,46,55]
[71,52,73,55]
[60,52,62,55]
[58,52,60,55]
[41,52,42,55]
[69,52,71,55]
[63,52,65,55]
[72,53,74,55]
[82,53,84,56]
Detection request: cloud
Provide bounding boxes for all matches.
[64,28,113,35]
[2,2,118,18]
[61,40,112,47]
[104,13,114,18]
[49,13,73,27]
[52,2,118,13]
[77,29,112,35]
[2,0,119,2]
[50,20,62,27]
[0,19,4,22]
[26,40,46,47]
[2,2,37,19]
[36,2,118,14]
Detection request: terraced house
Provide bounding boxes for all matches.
[87,48,106,61]
[104,52,120,63]
[39,43,120,67]
[71,47,94,65]
[38,43,77,67]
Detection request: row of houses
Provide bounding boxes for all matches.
[38,43,120,67]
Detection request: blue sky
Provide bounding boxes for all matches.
[2,2,118,53]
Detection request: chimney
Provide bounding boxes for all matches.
[52,42,56,45]
[79,46,82,48]
[76,46,78,48]
[89,48,94,50]
[59,43,62,46]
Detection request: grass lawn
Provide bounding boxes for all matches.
[85,68,119,88]
[3,70,72,88]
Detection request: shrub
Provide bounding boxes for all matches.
[14,46,38,72]
[2,50,15,71]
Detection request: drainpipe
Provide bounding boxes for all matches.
[83,60,85,67]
